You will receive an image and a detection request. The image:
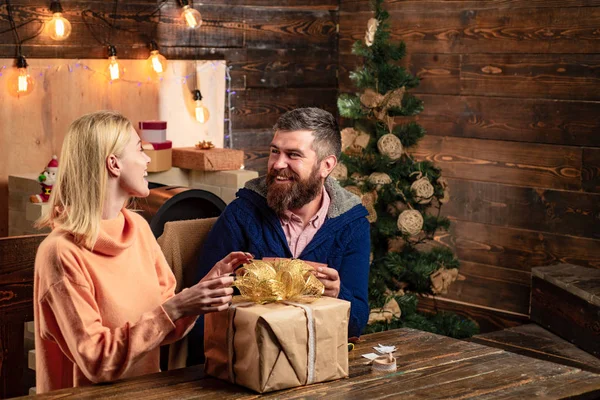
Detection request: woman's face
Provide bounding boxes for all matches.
[118,128,151,198]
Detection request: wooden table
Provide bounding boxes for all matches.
[21,329,600,399]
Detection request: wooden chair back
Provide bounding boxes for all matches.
[0,234,46,398]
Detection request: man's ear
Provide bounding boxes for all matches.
[106,154,121,178]
[320,155,337,179]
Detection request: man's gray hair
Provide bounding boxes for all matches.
[273,107,341,161]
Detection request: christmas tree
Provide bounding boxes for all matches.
[336,0,478,338]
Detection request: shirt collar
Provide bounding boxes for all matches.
[280,187,330,228]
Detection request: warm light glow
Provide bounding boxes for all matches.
[146,50,167,77]
[108,56,121,81]
[8,66,34,97]
[48,12,72,41]
[195,100,210,123]
[182,6,202,29]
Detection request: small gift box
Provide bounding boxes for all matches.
[204,259,350,393]
[139,121,168,143]
[142,141,172,172]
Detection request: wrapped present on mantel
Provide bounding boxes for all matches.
[139,121,172,172]
[172,147,244,171]
[204,259,350,393]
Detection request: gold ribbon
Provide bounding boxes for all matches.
[234,259,324,304]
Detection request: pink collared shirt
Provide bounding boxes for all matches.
[280,188,330,258]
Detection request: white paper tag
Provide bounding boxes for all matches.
[361,353,380,360]
[373,344,396,354]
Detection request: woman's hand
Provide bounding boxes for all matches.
[202,251,253,281]
[162,252,253,321]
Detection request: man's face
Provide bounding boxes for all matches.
[266,130,325,215]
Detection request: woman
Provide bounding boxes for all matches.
[33,111,251,394]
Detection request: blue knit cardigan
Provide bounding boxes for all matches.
[188,177,370,361]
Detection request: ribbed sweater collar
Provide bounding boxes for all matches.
[93,209,137,256]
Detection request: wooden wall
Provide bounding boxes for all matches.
[0,0,339,237]
[340,0,600,332]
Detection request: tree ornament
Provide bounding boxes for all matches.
[330,162,348,181]
[368,172,392,189]
[351,172,368,186]
[30,155,59,203]
[397,209,423,236]
[430,267,460,295]
[365,18,379,47]
[360,89,383,109]
[377,134,403,160]
[362,190,378,223]
[341,127,370,155]
[438,177,450,204]
[410,172,434,204]
[368,297,400,324]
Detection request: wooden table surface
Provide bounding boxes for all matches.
[20,328,600,399]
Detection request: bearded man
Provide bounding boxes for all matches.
[187,108,370,364]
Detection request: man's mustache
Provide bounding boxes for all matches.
[268,169,299,181]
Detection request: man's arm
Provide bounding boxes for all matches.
[337,216,371,338]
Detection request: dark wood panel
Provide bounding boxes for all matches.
[441,178,600,240]
[470,324,600,374]
[339,53,461,95]
[583,148,600,193]
[232,88,338,130]
[442,260,531,315]
[339,7,600,54]
[418,295,530,333]
[531,276,600,357]
[436,219,600,272]
[241,148,269,176]
[340,0,600,12]
[232,129,273,150]
[416,95,600,147]
[461,54,600,101]
[412,135,582,190]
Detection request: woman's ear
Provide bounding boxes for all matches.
[106,154,121,178]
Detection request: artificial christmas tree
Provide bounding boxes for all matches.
[337,0,478,338]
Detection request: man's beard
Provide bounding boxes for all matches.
[266,165,323,217]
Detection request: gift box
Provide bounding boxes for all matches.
[204,259,350,393]
[143,141,172,172]
[139,121,168,143]
[205,296,350,393]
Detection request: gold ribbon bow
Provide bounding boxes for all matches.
[360,87,406,133]
[234,259,324,304]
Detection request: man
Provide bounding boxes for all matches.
[188,108,370,364]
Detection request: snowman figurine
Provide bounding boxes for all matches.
[30,155,59,203]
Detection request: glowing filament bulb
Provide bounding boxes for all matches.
[152,56,163,73]
[182,5,202,29]
[48,12,72,41]
[195,100,210,123]
[18,69,29,92]
[108,56,120,80]
[55,15,64,36]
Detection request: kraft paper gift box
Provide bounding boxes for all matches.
[142,141,172,172]
[204,296,350,393]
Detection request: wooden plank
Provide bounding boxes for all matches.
[412,135,582,190]
[417,295,529,333]
[441,178,600,240]
[339,7,600,54]
[240,148,269,176]
[415,95,600,147]
[470,324,600,374]
[232,129,273,150]
[232,88,338,130]
[440,260,531,315]
[436,219,600,272]
[461,54,600,101]
[531,276,600,358]
[339,53,461,95]
[340,0,600,12]
[583,148,600,193]
[532,264,600,307]
[0,323,26,398]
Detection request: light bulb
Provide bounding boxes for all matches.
[195,100,210,123]
[146,42,167,78]
[193,89,210,123]
[106,45,124,81]
[7,56,34,97]
[48,12,72,40]
[182,5,202,29]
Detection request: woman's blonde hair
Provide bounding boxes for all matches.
[37,110,133,249]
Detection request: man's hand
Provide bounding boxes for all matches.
[314,266,340,298]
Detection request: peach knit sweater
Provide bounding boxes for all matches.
[33,209,196,393]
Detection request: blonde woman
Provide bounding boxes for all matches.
[33,111,251,394]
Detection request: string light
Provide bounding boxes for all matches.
[147,40,167,78]
[193,89,210,123]
[106,44,124,81]
[7,55,34,97]
[47,1,72,41]
[179,0,202,29]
